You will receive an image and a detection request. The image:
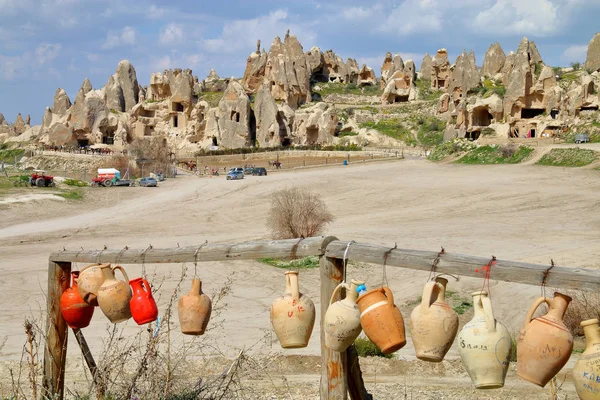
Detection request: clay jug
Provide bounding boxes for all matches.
[129,278,158,325]
[324,279,364,352]
[410,277,459,362]
[356,286,406,354]
[178,278,212,335]
[458,291,512,389]
[97,265,132,323]
[270,271,316,348]
[60,271,95,329]
[76,263,111,306]
[517,292,573,387]
[573,319,600,399]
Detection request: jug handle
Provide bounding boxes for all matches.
[481,296,496,333]
[523,297,550,328]
[382,286,395,307]
[142,279,152,298]
[329,282,349,306]
[112,265,130,283]
[420,282,441,313]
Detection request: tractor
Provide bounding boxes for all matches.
[30,170,55,187]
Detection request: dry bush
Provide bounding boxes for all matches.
[266,187,335,239]
[564,290,600,336]
[501,144,517,158]
[128,137,173,176]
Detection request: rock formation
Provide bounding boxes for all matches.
[482,43,506,77]
[448,50,480,103]
[0,113,6,126]
[211,80,251,148]
[202,69,227,92]
[584,33,600,72]
[52,88,72,115]
[104,60,140,112]
[292,102,337,145]
[254,84,284,147]
[420,53,432,82]
[14,113,25,134]
[357,65,376,86]
[431,49,451,90]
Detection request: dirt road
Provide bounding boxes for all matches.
[1,159,598,397]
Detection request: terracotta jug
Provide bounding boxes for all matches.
[76,263,110,306]
[458,291,512,389]
[60,271,95,329]
[517,292,573,387]
[409,277,459,362]
[573,319,600,399]
[270,271,316,348]
[324,279,364,352]
[97,265,132,323]
[178,278,212,335]
[356,286,406,354]
[129,278,158,325]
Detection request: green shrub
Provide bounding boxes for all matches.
[63,178,88,187]
[456,145,533,164]
[537,148,600,167]
[417,117,445,147]
[312,82,383,97]
[258,256,320,269]
[453,301,473,315]
[428,139,478,162]
[360,119,416,145]
[57,190,84,200]
[354,337,393,358]
[0,148,25,164]
[415,79,443,101]
[194,143,362,157]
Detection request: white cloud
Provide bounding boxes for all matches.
[0,54,28,79]
[102,26,136,49]
[562,44,588,63]
[472,0,561,36]
[201,9,316,54]
[342,6,374,20]
[153,55,173,70]
[159,23,184,45]
[35,43,61,65]
[148,4,166,19]
[379,1,443,35]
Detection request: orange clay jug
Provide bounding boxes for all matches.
[76,263,110,306]
[458,291,512,389]
[60,271,95,329]
[517,292,573,387]
[270,271,316,348]
[97,265,132,323]
[356,286,406,354]
[178,278,212,335]
[129,278,158,325]
[573,319,600,399]
[409,277,459,362]
[324,279,364,352]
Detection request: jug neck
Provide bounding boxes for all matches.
[346,279,364,304]
[101,265,114,280]
[71,271,80,288]
[582,319,600,348]
[471,291,488,318]
[130,278,144,292]
[191,278,202,295]
[548,292,572,320]
[434,277,448,302]
[286,271,300,299]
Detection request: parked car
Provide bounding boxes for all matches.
[226,170,244,180]
[575,134,590,144]
[92,177,134,187]
[244,167,254,175]
[139,177,158,187]
[252,167,267,176]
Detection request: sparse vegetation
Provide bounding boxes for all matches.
[360,119,416,146]
[510,332,519,362]
[354,337,393,358]
[57,189,84,200]
[471,79,506,98]
[456,144,533,164]
[415,79,443,101]
[571,62,581,71]
[338,131,359,137]
[266,187,335,239]
[537,148,599,167]
[194,143,362,157]
[313,82,383,97]
[416,117,445,148]
[198,91,224,108]
[428,139,478,162]
[258,256,320,269]
[0,143,26,164]
[564,291,600,336]
[63,178,89,187]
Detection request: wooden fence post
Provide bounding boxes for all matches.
[42,260,71,400]
[320,253,347,399]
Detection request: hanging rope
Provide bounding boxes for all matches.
[428,247,446,282]
[541,259,556,298]
[140,245,153,278]
[342,241,355,284]
[115,246,128,268]
[193,240,209,278]
[95,246,107,265]
[382,243,397,288]
[475,256,497,297]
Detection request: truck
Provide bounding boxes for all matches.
[91,168,134,187]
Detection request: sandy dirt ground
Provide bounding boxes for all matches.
[1,158,600,398]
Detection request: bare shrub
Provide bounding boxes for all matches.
[128,137,173,176]
[266,187,335,239]
[564,290,600,336]
[501,144,517,158]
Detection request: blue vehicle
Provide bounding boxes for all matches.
[139,177,158,187]
[226,170,244,180]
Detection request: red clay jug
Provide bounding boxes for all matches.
[356,286,406,354]
[129,278,158,325]
[60,271,94,329]
[517,292,573,387]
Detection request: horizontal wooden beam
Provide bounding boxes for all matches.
[325,241,600,292]
[49,236,331,264]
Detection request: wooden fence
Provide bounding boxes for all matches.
[43,236,600,399]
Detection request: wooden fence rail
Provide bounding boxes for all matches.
[43,236,600,400]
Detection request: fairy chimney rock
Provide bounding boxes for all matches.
[420,53,432,82]
[14,113,25,134]
[584,33,600,72]
[482,42,507,77]
[52,88,72,115]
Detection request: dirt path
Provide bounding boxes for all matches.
[1,159,598,397]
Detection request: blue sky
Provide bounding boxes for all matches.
[1,0,599,125]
